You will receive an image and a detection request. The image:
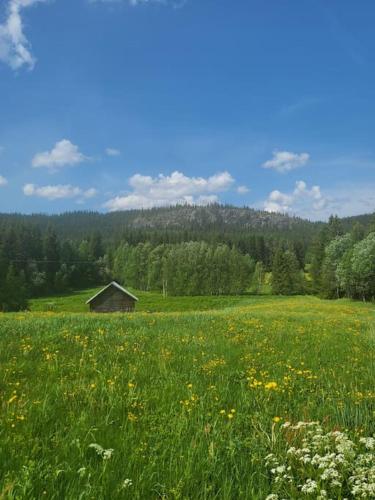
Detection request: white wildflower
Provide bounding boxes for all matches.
[359,437,375,450]
[301,479,318,494]
[120,478,133,489]
[89,443,114,460]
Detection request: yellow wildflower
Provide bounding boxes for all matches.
[265,382,278,390]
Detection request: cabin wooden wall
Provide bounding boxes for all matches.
[89,287,136,313]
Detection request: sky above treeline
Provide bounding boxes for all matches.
[0,0,374,220]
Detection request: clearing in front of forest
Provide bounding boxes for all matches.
[0,296,374,498]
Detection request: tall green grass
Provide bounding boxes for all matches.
[0,296,374,498]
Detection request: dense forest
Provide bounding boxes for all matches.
[0,206,374,311]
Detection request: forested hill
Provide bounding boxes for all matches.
[0,205,322,240]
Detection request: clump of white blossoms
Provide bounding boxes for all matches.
[88,443,114,460]
[264,421,375,498]
[120,479,133,489]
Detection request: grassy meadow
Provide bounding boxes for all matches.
[0,293,374,498]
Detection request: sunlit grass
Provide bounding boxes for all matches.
[0,296,374,498]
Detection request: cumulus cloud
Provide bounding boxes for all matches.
[104,170,235,211]
[23,183,97,201]
[0,175,8,186]
[237,185,250,194]
[264,180,328,216]
[32,139,88,171]
[106,148,121,157]
[262,151,310,173]
[0,0,48,70]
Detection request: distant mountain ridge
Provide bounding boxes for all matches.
[0,205,319,236]
[0,204,372,240]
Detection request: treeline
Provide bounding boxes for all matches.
[0,225,109,311]
[0,211,374,311]
[269,216,375,300]
[310,218,375,301]
[113,242,254,296]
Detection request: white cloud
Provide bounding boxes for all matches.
[0,175,8,186]
[32,139,88,171]
[262,151,310,173]
[264,180,328,217]
[90,0,169,5]
[90,0,188,8]
[316,184,375,220]
[104,170,234,211]
[237,185,250,194]
[23,183,97,201]
[0,0,48,70]
[262,180,375,220]
[106,148,121,157]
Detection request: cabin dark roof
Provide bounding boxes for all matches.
[86,281,139,304]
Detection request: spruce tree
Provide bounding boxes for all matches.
[1,266,28,312]
[271,246,287,295]
[272,246,303,295]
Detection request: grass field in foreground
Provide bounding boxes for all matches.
[0,295,374,498]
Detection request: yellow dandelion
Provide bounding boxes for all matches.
[264,382,278,390]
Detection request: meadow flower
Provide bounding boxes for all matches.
[120,479,133,489]
[265,422,375,498]
[300,479,318,494]
[88,443,114,460]
[264,382,278,390]
[359,437,375,450]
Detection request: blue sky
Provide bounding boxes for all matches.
[0,0,374,219]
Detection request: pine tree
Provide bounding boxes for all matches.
[272,246,303,295]
[310,228,329,293]
[1,266,28,312]
[271,246,287,295]
[43,227,60,290]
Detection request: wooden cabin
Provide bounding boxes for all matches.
[86,282,138,313]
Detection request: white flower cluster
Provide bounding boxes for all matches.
[120,478,133,489]
[264,422,375,498]
[88,443,114,460]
